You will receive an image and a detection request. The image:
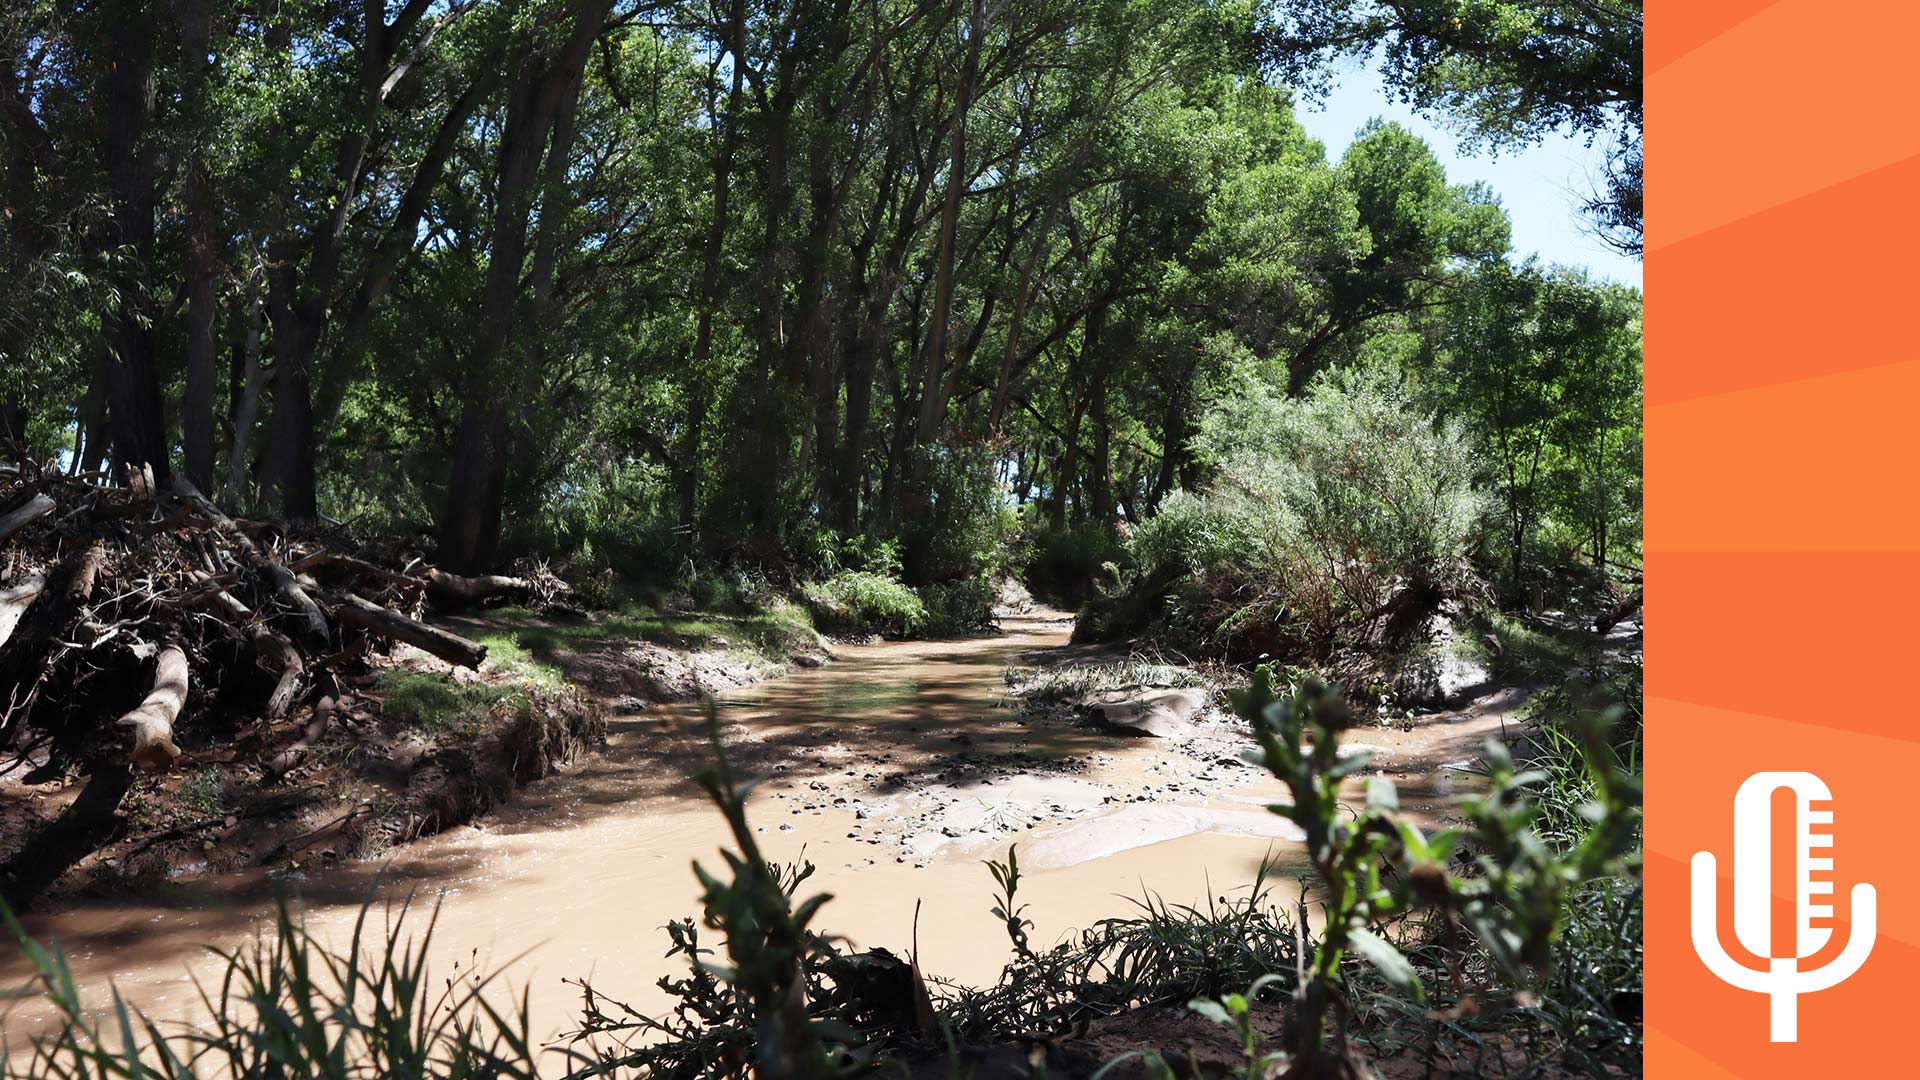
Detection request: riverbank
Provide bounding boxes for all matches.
[0,595,831,913]
[2,606,1551,1061]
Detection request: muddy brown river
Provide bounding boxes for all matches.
[2,609,1507,1054]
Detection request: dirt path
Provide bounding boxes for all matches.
[1,609,1520,1058]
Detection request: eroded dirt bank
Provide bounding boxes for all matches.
[1,608,1520,1053]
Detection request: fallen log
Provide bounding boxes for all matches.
[250,549,329,647]
[329,592,487,668]
[424,567,532,608]
[119,646,188,770]
[0,493,55,544]
[1594,588,1644,634]
[0,547,103,738]
[292,550,428,591]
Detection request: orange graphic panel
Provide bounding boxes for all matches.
[1648,1,1920,1073]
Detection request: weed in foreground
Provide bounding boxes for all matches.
[1,888,537,1080]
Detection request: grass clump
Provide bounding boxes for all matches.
[480,596,824,666]
[1005,657,1209,706]
[2,892,536,1080]
[178,766,226,817]
[373,671,520,736]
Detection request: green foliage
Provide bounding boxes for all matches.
[914,575,1001,638]
[1266,0,1643,252]
[1,892,538,1079]
[1436,261,1642,596]
[1094,362,1483,660]
[1229,665,1640,1070]
[178,766,226,817]
[801,571,927,638]
[899,445,1018,585]
[1018,518,1126,608]
[481,595,823,666]
[372,671,522,737]
[940,853,1304,1044]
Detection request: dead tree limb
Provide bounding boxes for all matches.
[329,592,487,668]
[424,567,532,607]
[119,646,188,770]
[184,569,252,621]
[267,684,338,781]
[0,547,103,741]
[0,493,55,545]
[292,550,429,591]
[1594,589,1644,634]
[169,480,328,646]
[251,626,305,721]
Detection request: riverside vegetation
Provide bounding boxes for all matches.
[3,0,1643,1075]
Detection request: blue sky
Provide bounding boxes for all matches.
[1293,64,1643,289]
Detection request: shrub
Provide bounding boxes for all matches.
[915,574,1001,637]
[800,570,926,637]
[899,444,1017,584]
[1019,517,1125,608]
[1095,363,1485,661]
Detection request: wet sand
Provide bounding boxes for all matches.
[1,609,1512,1057]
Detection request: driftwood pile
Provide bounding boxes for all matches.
[0,446,561,908]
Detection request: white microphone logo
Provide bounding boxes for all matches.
[1691,771,1876,1041]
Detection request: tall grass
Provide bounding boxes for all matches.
[2,892,537,1079]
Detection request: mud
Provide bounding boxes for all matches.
[1,608,1522,1057]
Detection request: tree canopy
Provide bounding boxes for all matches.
[3,0,1640,595]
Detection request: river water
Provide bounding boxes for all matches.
[2,608,1502,1054]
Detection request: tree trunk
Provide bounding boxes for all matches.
[1049,393,1088,532]
[100,6,170,487]
[680,1,746,541]
[225,291,267,499]
[440,2,607,572]
[1088,351,1112,523]
[262,296,319,520]
[1149,369,1191,510]
[179,0,218,494]
[837,305,883,533]
[74,358,108,476]
[910,0,986,470]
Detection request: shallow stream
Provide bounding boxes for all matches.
[2,609,1506,1053]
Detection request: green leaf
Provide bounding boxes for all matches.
[1347,927,1425,1004]
[1188,997,1233,1026]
